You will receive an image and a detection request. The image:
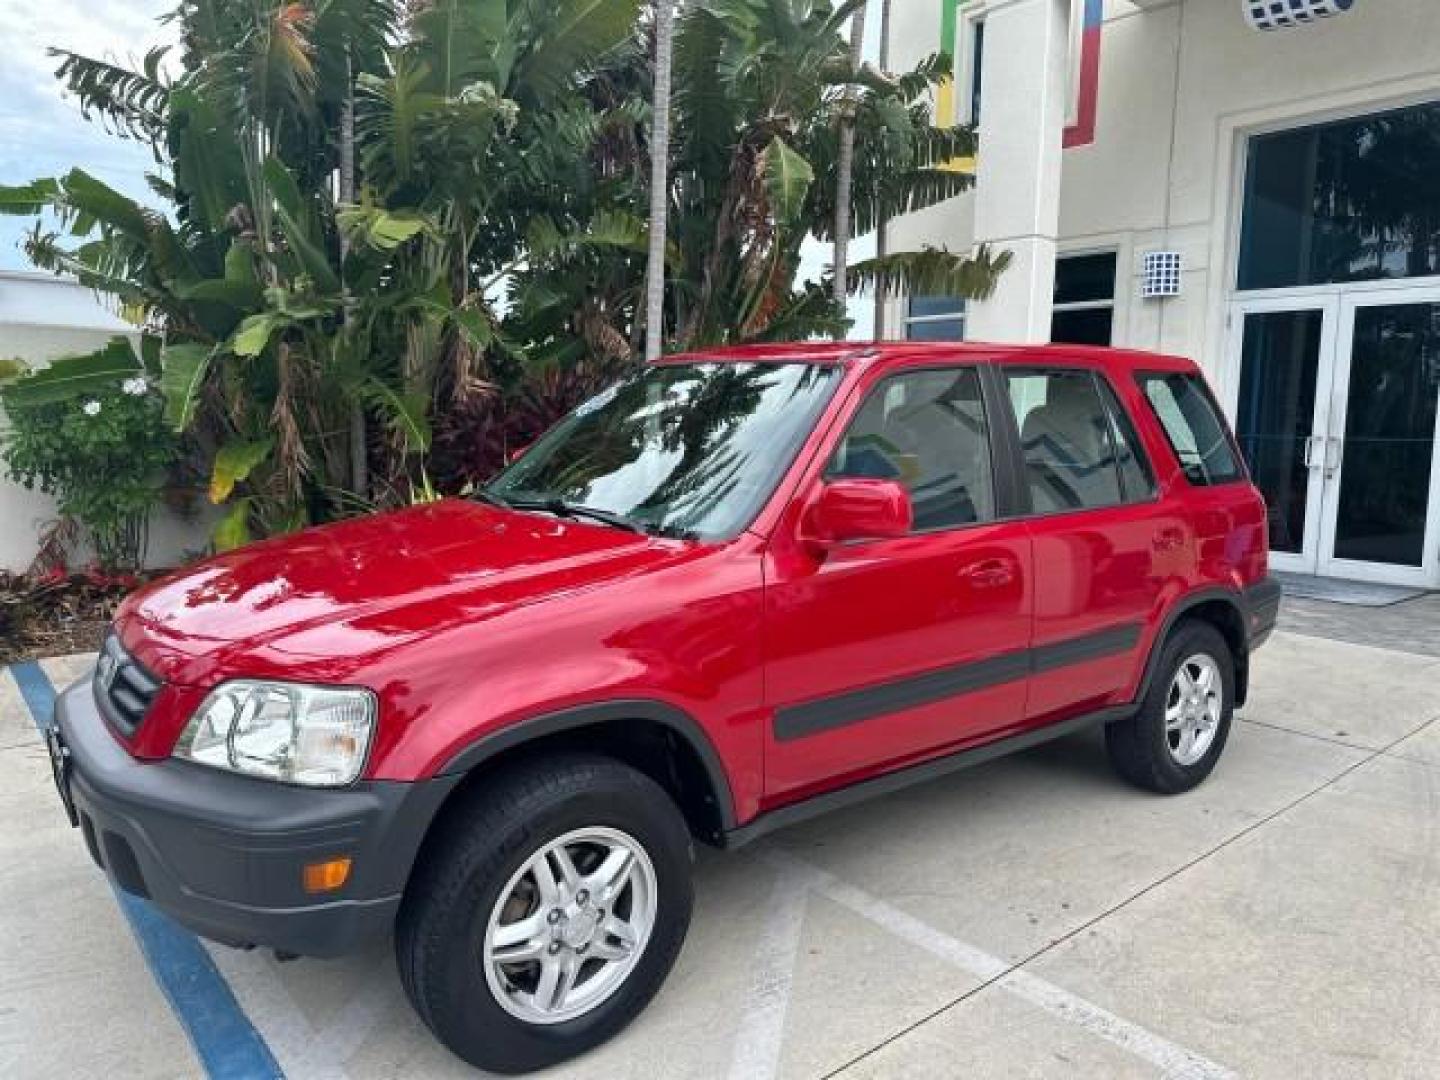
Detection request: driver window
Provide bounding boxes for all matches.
[827,367,996,532]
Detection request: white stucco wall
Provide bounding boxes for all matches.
[0,272,207,573]
[883,0,1440,389]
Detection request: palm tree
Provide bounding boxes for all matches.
[3,0,646,543]
[832,2,869,333]
[646,1,677,362]
[873,0,892,338]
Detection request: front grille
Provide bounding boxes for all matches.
[94,632,162,738]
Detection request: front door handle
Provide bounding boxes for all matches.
[961,559,1015,589]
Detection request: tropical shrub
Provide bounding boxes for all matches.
[0,342,181,570]
[0,0,1005,543]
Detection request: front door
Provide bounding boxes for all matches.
[1229,298,1339,575]
[1317,291,1440,586]
[1228,286,1440,587]
[762,364,1032,803]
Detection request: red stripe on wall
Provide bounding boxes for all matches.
[1063,25,1102,149]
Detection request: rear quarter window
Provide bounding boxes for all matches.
[1137,373,1246,486]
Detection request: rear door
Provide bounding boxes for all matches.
[996,363,1178,724]
[762,363,1034,803]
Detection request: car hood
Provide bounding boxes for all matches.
[118,499,696,684]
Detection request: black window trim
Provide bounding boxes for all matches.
[993,363,1165,520]
[823,361,1012,539]
[1134,370,1251,488]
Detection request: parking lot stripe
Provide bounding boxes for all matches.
[11,661,57,731]
[769,851,1237,1080]
[726,866,811,1080]
[10,662,285,1080]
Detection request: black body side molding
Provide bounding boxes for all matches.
[724,705,1134,848]
[774,623,1142,743]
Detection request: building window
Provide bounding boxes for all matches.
[968,20,985,126]
[904,296,966,341]
[1051,252,1116,346]
[1238,100,1440,291]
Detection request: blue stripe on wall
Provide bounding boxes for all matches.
[9,661,284,1079]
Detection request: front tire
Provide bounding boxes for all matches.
[397,754,694,1074]
[1106,621,1235,794]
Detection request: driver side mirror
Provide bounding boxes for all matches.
[805,479,913,549]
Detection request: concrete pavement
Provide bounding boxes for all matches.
[1,622,1436,1079]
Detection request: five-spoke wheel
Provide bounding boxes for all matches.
[396,754,693,1075]
[483,827,657,1024]
[1165,654,1224,766]
[1107,620,1235,794]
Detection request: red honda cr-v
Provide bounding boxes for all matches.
[48,343,1279,1073]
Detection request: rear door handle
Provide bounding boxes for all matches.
[961,559,1015,589]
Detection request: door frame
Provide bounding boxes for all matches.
[1316,284,1440,588]
[1224,283,1440,588]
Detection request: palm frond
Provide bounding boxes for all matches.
[848,245,1012,300]
[511,0,642,105]
[50,46,171,146]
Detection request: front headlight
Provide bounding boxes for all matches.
[174,680,376,787]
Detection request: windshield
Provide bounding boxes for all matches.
[489,362,842,541]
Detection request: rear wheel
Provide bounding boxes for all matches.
[397,754,693,1074]
[1106,621,1235,794]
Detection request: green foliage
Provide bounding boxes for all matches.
[3,0,1005,549]
[209,438,273,503]
[0,338,142,408]
[849,244,1013,300]
[0,358,180,570]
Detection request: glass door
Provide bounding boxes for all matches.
[1227,298,1340,575]
[1318,291,1440,587]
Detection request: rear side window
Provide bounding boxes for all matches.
[1094,377,1157,502]
[828,367,995,532]
[1138,374,1246,486]
[1006,369,1135,512]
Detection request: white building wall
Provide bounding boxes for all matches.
[885,0,1440,387]
[0,273,205,573]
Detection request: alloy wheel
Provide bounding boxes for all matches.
[481,827,658,1025]
[1165,653,1224,766]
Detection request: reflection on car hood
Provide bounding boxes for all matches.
[117,499,692,683]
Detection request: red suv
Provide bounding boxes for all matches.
[48,343,1278,1073]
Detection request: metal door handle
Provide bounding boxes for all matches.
[1324,436,1342,478]
[961,559,1014,589]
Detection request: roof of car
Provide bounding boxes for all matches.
[662,341,1196,372]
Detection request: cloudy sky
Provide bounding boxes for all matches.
[0,0,174,271]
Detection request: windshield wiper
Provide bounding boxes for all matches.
[505,498,647,535]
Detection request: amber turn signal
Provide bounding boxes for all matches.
[303,857,353,894]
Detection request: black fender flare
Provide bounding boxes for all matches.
[1135,587,1252,708]
[437,699,738,832]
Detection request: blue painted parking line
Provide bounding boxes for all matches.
[10,661,284,1080]
[10,661,56,731]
